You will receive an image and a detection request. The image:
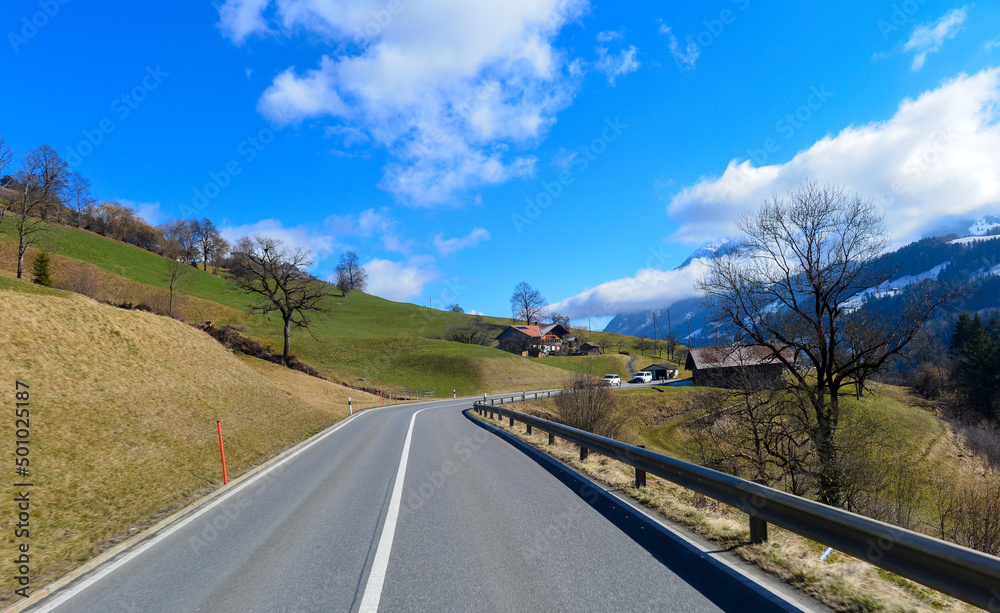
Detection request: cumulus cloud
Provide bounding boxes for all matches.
[551,68,1000,320]
[594,45,640,85]
[433,227,491,256]
[121,200,164,226]
[220,0,589,205]
[547,258,709,320]
[667,68,1000,247]
[904,7,967,71]
[364,256,438,301]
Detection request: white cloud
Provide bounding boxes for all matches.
[547,259,709,320]
[904,7,967,71]
[121,200,164,226]
[219,218,338,263]
[596,29,622,43]
[659,24,699,70]
[221,0,589,205]
[667,68,1000,248]
[433,227,491,256]
[595,45,640,85]
[552,68,1000,319]
[218,0,273,43]
[324,207,413,254]
[363,257,438,301]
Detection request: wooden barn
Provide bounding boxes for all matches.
[685,345,794,388]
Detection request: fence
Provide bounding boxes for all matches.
[471,403,1000,611]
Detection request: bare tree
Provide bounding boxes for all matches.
[159,219,197,263]
[163,250,193,318]
[230,235,334,363]
[66,171,93,229]
[617,338,628,354]
[210,236,231,274]
[698,182,953,506]
[549,311,571,327]
[335,251,368,297]
[633,336,650,356]
[510,281,546,325]
[444,314,494,345]
[692,369,814,495]
[191,218,226,271]
[11,146,69,278]
[597,337,612,354]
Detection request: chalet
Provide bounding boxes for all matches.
[645,363,680,381]
[579,341,601,355]
[495,323,570,356]
[685,345,794,388]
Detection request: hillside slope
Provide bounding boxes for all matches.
[0,221,637,393]
[0,280,382,601]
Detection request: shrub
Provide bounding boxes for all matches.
[554,375,624,439]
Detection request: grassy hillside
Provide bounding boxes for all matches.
[0,280,383,602]
[0,220,650,393]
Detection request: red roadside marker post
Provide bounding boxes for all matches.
[217,421,228,485]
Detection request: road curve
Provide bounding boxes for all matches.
[22,396,820,613]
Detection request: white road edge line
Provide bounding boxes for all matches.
[24,401,446,613]
[358,407,430,613]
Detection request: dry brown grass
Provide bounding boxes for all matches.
[0,288,380,602]
[474,408,979,613]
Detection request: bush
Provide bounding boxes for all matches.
[554,376,624,439]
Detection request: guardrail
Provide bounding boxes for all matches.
[471,403,1000,611]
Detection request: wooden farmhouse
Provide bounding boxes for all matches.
[496,324,570,356]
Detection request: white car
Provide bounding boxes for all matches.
[603,374,622,387]
[634,371,653,383]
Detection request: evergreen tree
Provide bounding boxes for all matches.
[950,313,1000,421]
[31,252,53,287]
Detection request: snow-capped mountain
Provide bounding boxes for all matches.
[604,226,1000,339]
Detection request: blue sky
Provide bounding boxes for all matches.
[4,0,1000,328]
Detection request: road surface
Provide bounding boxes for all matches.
[23,396,819,613]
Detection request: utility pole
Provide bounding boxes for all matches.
[688,321,692,349]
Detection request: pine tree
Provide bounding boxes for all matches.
[31,252,53,287]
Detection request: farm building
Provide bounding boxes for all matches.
[579,341,602,355]
[645,363,680,381]
[685,345,794,388]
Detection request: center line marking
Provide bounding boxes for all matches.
[359,407,429,612]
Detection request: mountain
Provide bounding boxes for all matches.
[605,221,1000,340]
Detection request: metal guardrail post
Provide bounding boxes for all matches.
[579,446,588,461]
[548,432,555,445]
[526,423,532,435]
[509,416,514,427]
[750,479,768,543]
[635,445,646,488]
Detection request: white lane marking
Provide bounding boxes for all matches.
[358,407,430,612]
[29,401,454,613]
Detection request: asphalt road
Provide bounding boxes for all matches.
[25,396,819,613]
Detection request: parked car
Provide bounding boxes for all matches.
[603,374,622,387]
[634,371,653,383]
